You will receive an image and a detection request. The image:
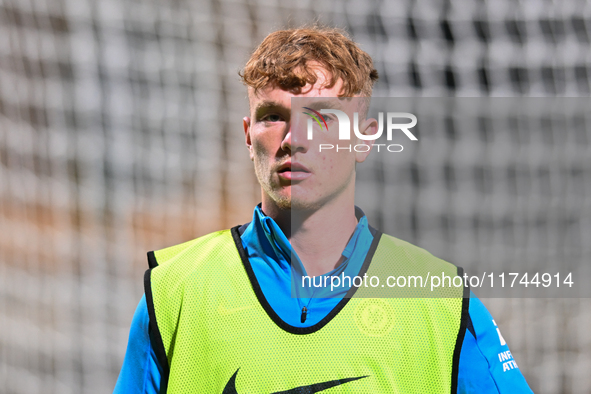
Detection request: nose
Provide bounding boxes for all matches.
[281,115,310,154]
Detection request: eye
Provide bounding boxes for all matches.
[262,114,282,122]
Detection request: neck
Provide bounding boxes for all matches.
[262,186,358,276]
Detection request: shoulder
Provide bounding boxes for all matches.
[377,233,461,275]
[150,228,237,269]
[146,228,241,296]
[146,227,246,300]
[378,233,441,258]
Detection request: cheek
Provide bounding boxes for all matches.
[319,152,355,177]
[252,136,271,158]
[252,129,282,156]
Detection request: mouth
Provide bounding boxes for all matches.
[277,162,312,181]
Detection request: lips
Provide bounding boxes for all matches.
[277,161,312,181]
[278,162,310,173]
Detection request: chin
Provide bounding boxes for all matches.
[263,183,329,212]
[266,193,320,212]
[289,198,323,212]
[273,196,292,210]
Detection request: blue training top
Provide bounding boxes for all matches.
[114,206,533,393]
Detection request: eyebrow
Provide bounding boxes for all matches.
[252,98,344,117]
[254,100,286,115]
[301,100,344,111]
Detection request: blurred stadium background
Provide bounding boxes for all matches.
[1,0,590,392]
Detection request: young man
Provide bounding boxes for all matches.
[114,27,533,393]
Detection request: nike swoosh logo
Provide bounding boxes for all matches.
[218,304,253,316]
[222,368,368,394]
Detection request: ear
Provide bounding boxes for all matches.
[243,116,254,161]
[354,117,378,163]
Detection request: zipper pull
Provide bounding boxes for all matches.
[300,306,307,323]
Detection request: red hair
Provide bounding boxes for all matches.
[240,26,378,96]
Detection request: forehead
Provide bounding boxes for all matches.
[248,90,361,120]
[248,92,357,121]
[247,66,346,110]
[248,83,344,103]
